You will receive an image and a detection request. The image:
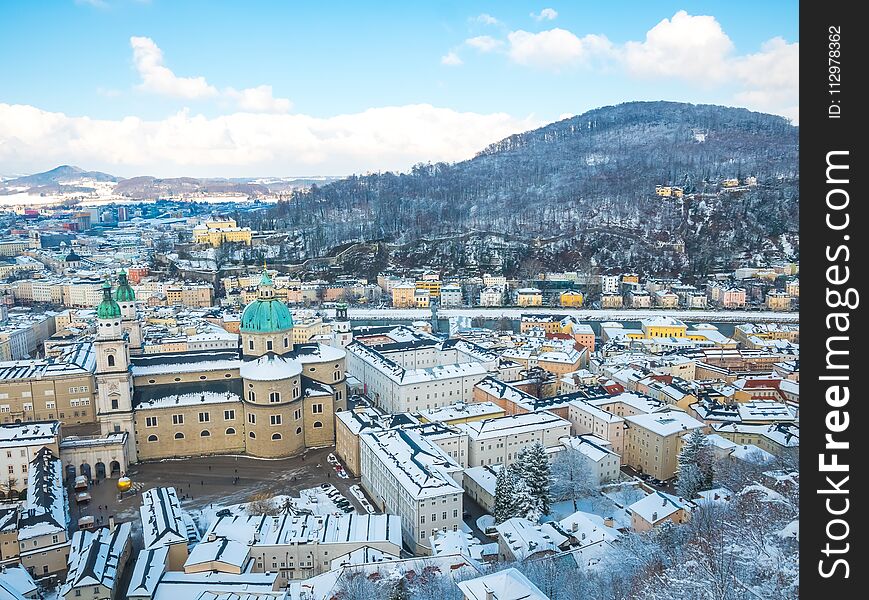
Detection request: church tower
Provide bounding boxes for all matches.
[93,279,137,464]
[332,302,352,347]
[115,270,142,355]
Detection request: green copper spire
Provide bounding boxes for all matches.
[115,270,136,302]
[97,280,122,319]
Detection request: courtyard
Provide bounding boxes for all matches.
[68,445,368,539]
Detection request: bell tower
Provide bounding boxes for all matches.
[115,270,143,355]
[93,280,137,464]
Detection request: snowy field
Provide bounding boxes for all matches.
[339,306,799,324]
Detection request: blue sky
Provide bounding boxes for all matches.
[0,1,798,177]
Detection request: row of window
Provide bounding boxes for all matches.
[145,408,323,428]
[145,424,323,443]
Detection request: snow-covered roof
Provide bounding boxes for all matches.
[557,510,620,546]
[560,435,618,462]
[329,545,400,570]
[140,487,200,550]
[132,358,241,377]
[458,411,569,441]
[417,400,504,424]
[0,421,60,448]
[127,546,169,597]
[0,566,36,599]
[713,422,800,448]
[495,517,569,561]
[0,342,95,380]
[150,571,279,600]
[184,537,249,570]
[463,464,502,497]
[136,390,240,410]
[429,529,498,562]
[348,341,487,384]
[18,447,68,540]
[624,410,704,437]
[60,523,132,596]
[360,428,463,499]
[238,353,302,381]
[204,513,402,548]
[629,491,694,525]
[458,568,550,600]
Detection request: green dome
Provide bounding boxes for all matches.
[115,271,136,302]
[240,270,293,333]
[240,298,294,332]
[97,281,122,319]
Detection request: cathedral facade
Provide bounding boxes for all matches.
[90,270,348,465]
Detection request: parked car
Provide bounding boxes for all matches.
[216,509,232,518]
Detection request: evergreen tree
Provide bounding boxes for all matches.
[523,441,552,518]
[512,471,535,521]
[493,465,517,524]
[676,462,705,499]
[677,429,714,497]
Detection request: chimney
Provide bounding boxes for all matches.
[484,586,494,600]
[652,512,658,522]
[109,516,116,531]
[603,517,614,528]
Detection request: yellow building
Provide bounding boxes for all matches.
[415,279,441,298]
[640,317,688,339]
[623,411,705,480]
[559,290,584,307]
[516,288,543,306]
[391,283,416,308]
[766,291,792,311]
[192,219,252,247]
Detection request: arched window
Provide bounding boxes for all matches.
[107,355,115,367]
[313,421,323,428]
[249,431,256,439]
[200,430,210,437]
[225,427,236,435]
[174,432,185,439]
[272,433,282,441]
[284,337,289,348]
[248,391,256,402]
[248,340,254,350]
[147,435,158,442]
[269,392,280,403]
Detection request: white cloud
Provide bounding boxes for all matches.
[441,52,463,66]
[530,8,558,21]
[465,36,503,53]
[474,13,500,26]
[0,103,540,177]
[622,11,734,81]
[130,36,218,99]
[225,85,292,114]
[129,36,293,113]
[507,29,612,70]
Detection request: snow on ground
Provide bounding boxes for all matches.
[195,485,354,533]
[339,307,799,324]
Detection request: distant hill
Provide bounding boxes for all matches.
[113,176,269,199]
[3,165,118,188]
[250,101,799,279]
